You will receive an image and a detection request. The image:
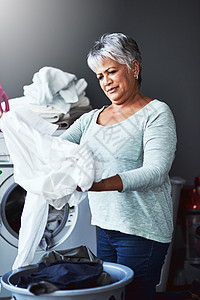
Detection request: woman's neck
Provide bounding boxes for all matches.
[110,92,152,115]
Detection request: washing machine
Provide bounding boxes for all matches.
[0,131,97,298]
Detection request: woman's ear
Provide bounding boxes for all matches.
[131,60,140,78]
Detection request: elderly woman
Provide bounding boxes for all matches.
[62,32,177,300]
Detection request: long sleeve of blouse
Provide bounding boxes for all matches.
[118,101,177,191]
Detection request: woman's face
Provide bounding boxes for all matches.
[95,57,138,105]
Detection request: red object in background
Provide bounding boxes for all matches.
[185,188,200,210]
[177,176,200,266]
[195,176,200,187]
[179,176,200,211]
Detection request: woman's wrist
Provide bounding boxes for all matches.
[89,174,123,192]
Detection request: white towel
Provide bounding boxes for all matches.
[6,96,64,122]
[0,107,102,269]
[23,66,88,113]
[5,94,90,124]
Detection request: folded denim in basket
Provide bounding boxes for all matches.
[16,246,111,296]
[17,261,103,294]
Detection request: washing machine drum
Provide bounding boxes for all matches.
[0,174,77,250]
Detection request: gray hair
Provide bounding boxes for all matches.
[87,33,142,85]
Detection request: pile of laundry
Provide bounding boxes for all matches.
[8,66,92,128]
[15,246,111,295]
[0,107,102,270]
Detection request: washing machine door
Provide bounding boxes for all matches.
[0,172,78,250]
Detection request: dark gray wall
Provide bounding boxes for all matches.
[1,0,199,185]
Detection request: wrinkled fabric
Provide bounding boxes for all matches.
[0,107,102,269]
[23,66,87,113]
[0,107,102,208]
[38,245,112,289]
[13,193,49,270]
[17,261,103,294]
[39,245,103,264]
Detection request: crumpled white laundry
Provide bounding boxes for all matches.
[13,193,49,270]
[0,107,102,269]
[23,66,88,113]
[6,94,91,125]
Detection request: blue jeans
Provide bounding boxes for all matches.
[96,226,170,300]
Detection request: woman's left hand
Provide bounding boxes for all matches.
[76,182,103,192]
[77,174,123,192]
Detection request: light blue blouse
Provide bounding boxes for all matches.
[61,100,177,243]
